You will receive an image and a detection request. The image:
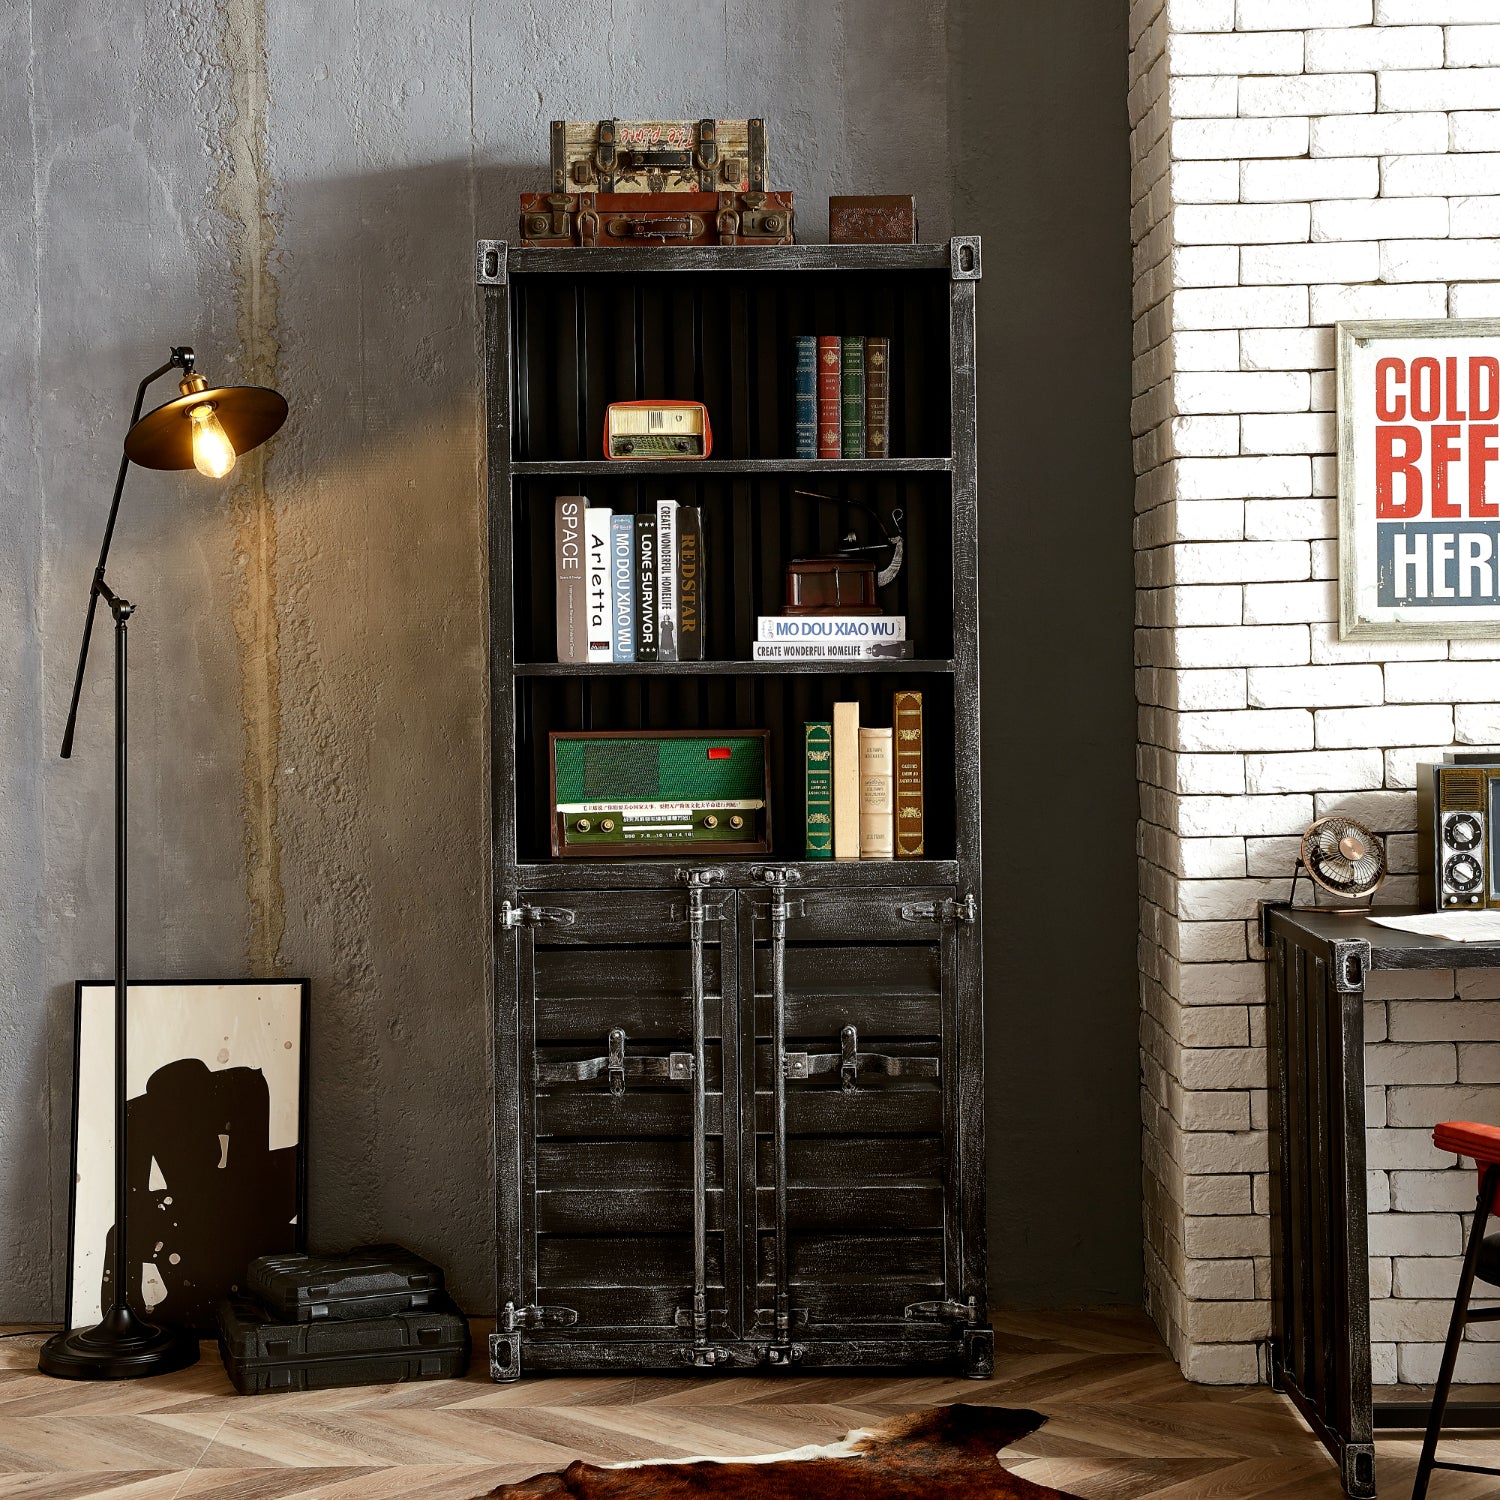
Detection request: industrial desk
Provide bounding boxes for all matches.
[1262,902,1500,1498]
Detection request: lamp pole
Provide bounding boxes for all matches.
[40,347,285,1380]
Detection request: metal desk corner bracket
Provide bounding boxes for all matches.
[949,236,981,280]
[477,239,508,286]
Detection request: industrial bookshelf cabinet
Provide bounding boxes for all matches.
[478,238,989,1380]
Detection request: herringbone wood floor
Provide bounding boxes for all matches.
[1,1309,1495,1498]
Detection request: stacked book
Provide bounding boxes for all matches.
[795,335,890,458]
[805,692,925,860]
[754,613,912,661]
[555,496,704,663]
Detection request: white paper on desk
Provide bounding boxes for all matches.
[1368,911,1500,942]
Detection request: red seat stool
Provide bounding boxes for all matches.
[1412,1121,1500,1500]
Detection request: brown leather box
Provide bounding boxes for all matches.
[828,195,918,244]
[520,190,794,248]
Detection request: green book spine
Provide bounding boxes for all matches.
[805,721,834,859]
[840,335,865,458]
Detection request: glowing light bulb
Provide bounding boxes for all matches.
[189,403,236,478]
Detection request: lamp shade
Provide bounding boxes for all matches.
[124,383,287,470]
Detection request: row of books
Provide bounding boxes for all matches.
[555,496,703,662]
[806,692,924,860]
[755,613,913,661]
[795,335,890,459]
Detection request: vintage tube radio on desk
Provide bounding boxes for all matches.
[550,730,770,857]
[1418,754,1500,909]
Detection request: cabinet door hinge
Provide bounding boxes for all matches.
[905,1295,978,1324]
[900,893,977,925]
[501,900,575,931]
[501,1300,578,1332]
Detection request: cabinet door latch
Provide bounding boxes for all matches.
[502,900,576,931]
[501,1300,578,1332]
[900,893,977,925]
[905,1295,978,1324]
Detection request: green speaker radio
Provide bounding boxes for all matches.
[549,730,771,857]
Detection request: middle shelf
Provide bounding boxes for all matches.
[514,659,956,677]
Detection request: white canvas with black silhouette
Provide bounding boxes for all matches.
[67,980,308,1333]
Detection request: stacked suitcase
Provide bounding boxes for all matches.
[216,1244,470,1395]
[519,117,795,247]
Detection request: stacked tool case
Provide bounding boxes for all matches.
[217,1244,469,1394]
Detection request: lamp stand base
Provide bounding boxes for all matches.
[38,1304,199,1381]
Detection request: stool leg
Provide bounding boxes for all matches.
[1411,1167,1497,1500]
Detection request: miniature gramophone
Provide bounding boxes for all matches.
[784,491,905,615]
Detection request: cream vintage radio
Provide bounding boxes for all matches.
[604,400,712,460]
[1418,754,1500,909]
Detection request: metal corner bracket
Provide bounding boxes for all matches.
[477,239,508,286]
[1330,937,1371,994]
[949,235,981,280]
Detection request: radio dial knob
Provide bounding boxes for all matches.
[703,815,718,829]
[728,815,744,830]
[1446,813,1482,851]
[576,818,592,833]
[1445,853,1482,893]
[600,818,616,833]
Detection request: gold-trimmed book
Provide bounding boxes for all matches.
[832,702,861,860]
[894,689,925,858]
[859,726,895,861]
[805,722,833,859]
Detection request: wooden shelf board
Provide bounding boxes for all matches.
[509,458,953,478]
[514,659,955,677]
[508,858,960,889]
[506,244,955,276]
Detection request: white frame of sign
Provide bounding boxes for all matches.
[1338,317,1500,641]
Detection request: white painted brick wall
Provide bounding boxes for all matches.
[1132,0,1500,1387]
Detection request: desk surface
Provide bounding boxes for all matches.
[1266,902,1500,969]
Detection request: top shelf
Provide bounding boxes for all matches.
[510,458,954,478]
[497,242,972,279]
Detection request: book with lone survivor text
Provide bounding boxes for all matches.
[841,335,865,458]
[893,689,925,858]
[865,336,891,459]
[804,721,833,859]
[635,514,659,662]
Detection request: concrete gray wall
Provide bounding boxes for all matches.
[0,0,957,1319]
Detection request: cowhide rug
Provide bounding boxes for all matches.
[485,1403,1083,1498]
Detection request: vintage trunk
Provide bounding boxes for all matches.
[520,191,794,249]
[552,119,768,194]
[479,237,987,1381]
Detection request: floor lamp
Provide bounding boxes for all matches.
[39,346,287,1380]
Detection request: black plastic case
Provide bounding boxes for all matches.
[247,1243,443,1321]
[216,1294,470,1395]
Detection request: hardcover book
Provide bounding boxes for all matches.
[832,701,860,860]
[841,335,865,458]
[676,505,703,661]
[893,689,925,858]
[635,515,659,661]
[793,335,818,459]
[554,496,587,664]
[758,614,906,642]
[752,641,914,661]
[656,497,679,661]
[859,726,895,860]
[610,514,636,662]
[585,507,613,662]
[865,336,891,459]
[817,336,841,459]
[805,721,833,859]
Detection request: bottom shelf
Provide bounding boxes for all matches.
[510,672,957,865]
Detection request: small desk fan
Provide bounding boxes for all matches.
[1289,816,1387,908]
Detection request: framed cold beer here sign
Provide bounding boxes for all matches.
[1339,318,1500,640]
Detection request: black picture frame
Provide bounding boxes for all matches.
[63,978,310,1335]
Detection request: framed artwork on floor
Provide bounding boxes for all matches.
[65,979,310,1334]
[1338,317,1500,640]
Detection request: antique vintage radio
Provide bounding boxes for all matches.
[605,400,712,459]
[551,119,768,194]
[549,730,771,857]
[1417,754,1500,909]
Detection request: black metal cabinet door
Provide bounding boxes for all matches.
[741,877,970,1362]
[500,883,739,1371]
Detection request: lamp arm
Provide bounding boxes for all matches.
[60,349,193,759]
